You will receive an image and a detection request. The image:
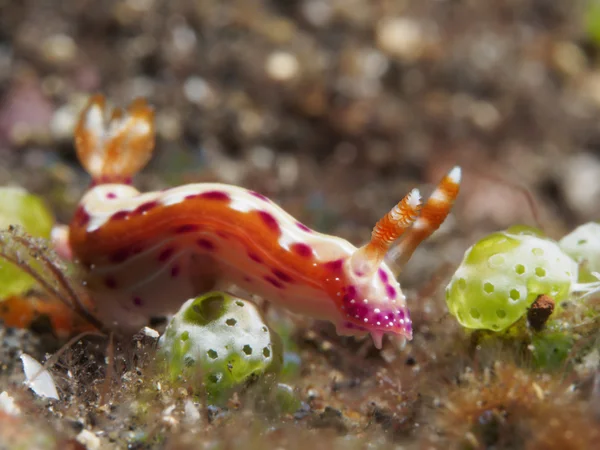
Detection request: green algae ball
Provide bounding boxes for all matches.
[159,292,283,401]
[0,187,54,298]
[446,227,578,331]
[559,222,600,283]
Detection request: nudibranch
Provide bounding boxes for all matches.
[56,95,461,349]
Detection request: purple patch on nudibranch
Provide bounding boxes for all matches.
[171,265,180,277]
[250,191,269,201]
[158,247,175,262]
[110,248,131,263]
[291,242,313,258]
[264,276,284,289]
[111,210,129,221]
[248,252,263,264]
[106,192,117,199]
[199,191,230,201]
[345,302,370,321]
[197,238,215,250]
[323,258,344,273]
[346,285,357,298]
[175,224,200,233]
[104,277,117,289]
[272,269,293,283]
[296,222,312,232]
[386,284,397,299]
[73,207,90,227]
[257,211,281,234]
[378,269,389,283]
[133,297,143,306]
[196,238,215,250]
[133,201,159,215]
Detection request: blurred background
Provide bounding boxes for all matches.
[0,0,599,285]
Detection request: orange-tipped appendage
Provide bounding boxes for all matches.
[388,166,461,271]
[350,188,422,275]
[74,94,155,183]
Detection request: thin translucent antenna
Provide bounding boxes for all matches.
[387,166,461,275]
[74,94,155,184]
[350,188,422,277]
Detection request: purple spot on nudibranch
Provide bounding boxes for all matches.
[171,265,180,277]
[111,210,129,221]
[345,303,369,321]
[264,276,284,289]
[110,248,131,263]
[378,269,389,283]
[248,252,263,264]
[131,244,144,255]
[73,207,90,227]
[199,191,230,201]
[258,211,280,234]
[250,191,269,201]
[398,309,405,320]
[243,276,252,283]
[272,269,293,283]
[346,285,357,298]
[291,242,313,258]
[386,285,397,299]
[323,259,344,273]
[106,192,117,199]
[158,247,175,262]
[104,277,117,289]
[133,201,159,215]
[296,222,312,232]
[175,224,200,233]
[133,297,143,306]
[197,239,215,250]
[216,231,228,239]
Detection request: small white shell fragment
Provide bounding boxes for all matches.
[76,429,100,450]
[0,391,21,416]
[142,326,160,339]
[184,399,201,424]
[20,353,59,400]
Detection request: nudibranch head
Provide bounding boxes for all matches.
[334,166,462,348]
[336,258,411,349]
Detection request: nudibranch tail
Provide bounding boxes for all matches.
[387,166,462,274]
[74,94,155,184]
[350,188,422,277]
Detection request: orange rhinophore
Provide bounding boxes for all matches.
[386,167,461,273]
[349,188,421,277]
[74,94,155,184]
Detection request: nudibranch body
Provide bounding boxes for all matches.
[62,95,461,349]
